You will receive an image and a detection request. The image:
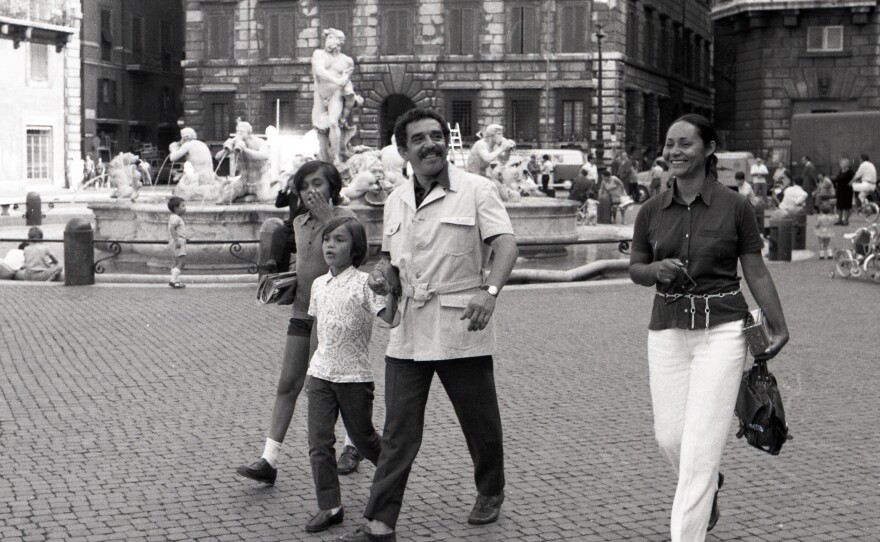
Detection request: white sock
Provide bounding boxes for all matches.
[344,434,354,448]
[330,506,342,514]
[171,267,180,282]
[261,438,282,468]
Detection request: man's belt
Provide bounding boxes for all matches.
[401,275,483,310]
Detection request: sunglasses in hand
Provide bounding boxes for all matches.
[663,265,697,305]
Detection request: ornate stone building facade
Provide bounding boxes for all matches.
[0,0,80,190]
[182,0,712,165]
[713,0,880,161]
[81,0,185,164]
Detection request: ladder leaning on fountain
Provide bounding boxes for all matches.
[448,123,466,166]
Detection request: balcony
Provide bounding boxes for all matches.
[126,51,163,74]
[0,0,75,51]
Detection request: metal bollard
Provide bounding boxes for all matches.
[597,194,613,224]
[64,217,95,285]
[25,192,42,226]
[792,211,807,250]
[258,218,285,276]
[768,218,792,262]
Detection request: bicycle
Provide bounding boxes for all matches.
[852,184,880,222]
[834,223,880,281]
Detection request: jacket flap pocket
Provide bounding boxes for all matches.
[440,216,476,226]
[439,293,471,308]
[385,222,401,236]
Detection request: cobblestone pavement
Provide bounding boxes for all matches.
[1,234,879,541]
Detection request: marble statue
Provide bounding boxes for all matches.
[168,127,222,201]
[107,152,151,202]
[466,124,516,177]
[312,28,363,166]
[214,121,274,204]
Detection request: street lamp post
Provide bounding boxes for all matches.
[594,23,606,174]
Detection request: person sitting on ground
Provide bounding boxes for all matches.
[568,169,595,205]
[16,227,63,282]
[0,243,27,280]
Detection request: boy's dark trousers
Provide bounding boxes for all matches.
[308,378,382,510]
[363,355,505,528]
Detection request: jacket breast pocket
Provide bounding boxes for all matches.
[384,221,401,254]
[438,215,476,256]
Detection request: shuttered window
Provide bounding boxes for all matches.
[205,9,233,59]
[448,3,478,55]
[320,2,353,46]
[558,2,587,53]
[382,5,413,54]
[263,7,296,58]
[205,94,235,141]
[100,9,112,61]
[131,16,143,56]
[508,4,538,54]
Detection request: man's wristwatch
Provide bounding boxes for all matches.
[480,285,499,297]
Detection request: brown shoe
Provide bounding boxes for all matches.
[338,526,396,541]
[337,445,363,475]
[305,507,343,533]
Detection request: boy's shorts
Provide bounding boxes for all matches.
[169,239,187,258]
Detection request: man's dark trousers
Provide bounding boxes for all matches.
[363,355,505,528]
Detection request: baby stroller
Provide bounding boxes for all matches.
[834,224,880,281]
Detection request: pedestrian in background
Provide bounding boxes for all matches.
[303,216,396,534]
[598,169,629,224]
[813,172,835,209]
[851,153,877,209]
[834,157,855,225]
[750,157,769,199]
[167,197,187,289]
[237,160,364,488]
[629,114,789,542]
[650,157,668,198]
[540,154,554,193]
[815,203,836,260]
[801,155,818,214]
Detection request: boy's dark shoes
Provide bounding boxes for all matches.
[707,472,724,532]
[169,282,185,289]
[306,507,344,533]
[337,445,363,475]
[235,458,276,485]
[338,526,396,541]
[467,490,504,525]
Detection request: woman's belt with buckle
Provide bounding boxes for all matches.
[656,289,743,329]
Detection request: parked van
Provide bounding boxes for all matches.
[514,148,587,185]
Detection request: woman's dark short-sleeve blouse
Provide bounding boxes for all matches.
[631,177,764,330]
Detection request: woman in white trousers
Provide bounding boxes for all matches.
[629,114,789,542]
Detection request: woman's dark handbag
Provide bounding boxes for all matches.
[734,360,791,455]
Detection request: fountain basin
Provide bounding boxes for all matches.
[89,198,578,274]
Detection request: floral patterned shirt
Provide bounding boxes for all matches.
[307,266,386,383]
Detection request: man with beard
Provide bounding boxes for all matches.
[340,108,518,542]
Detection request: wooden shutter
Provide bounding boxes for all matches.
[449,7,462,54]
[523,5,538,54]
[508,7,523,53]
[461,6,476,55]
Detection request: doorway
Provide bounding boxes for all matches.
[379,94,415,147]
